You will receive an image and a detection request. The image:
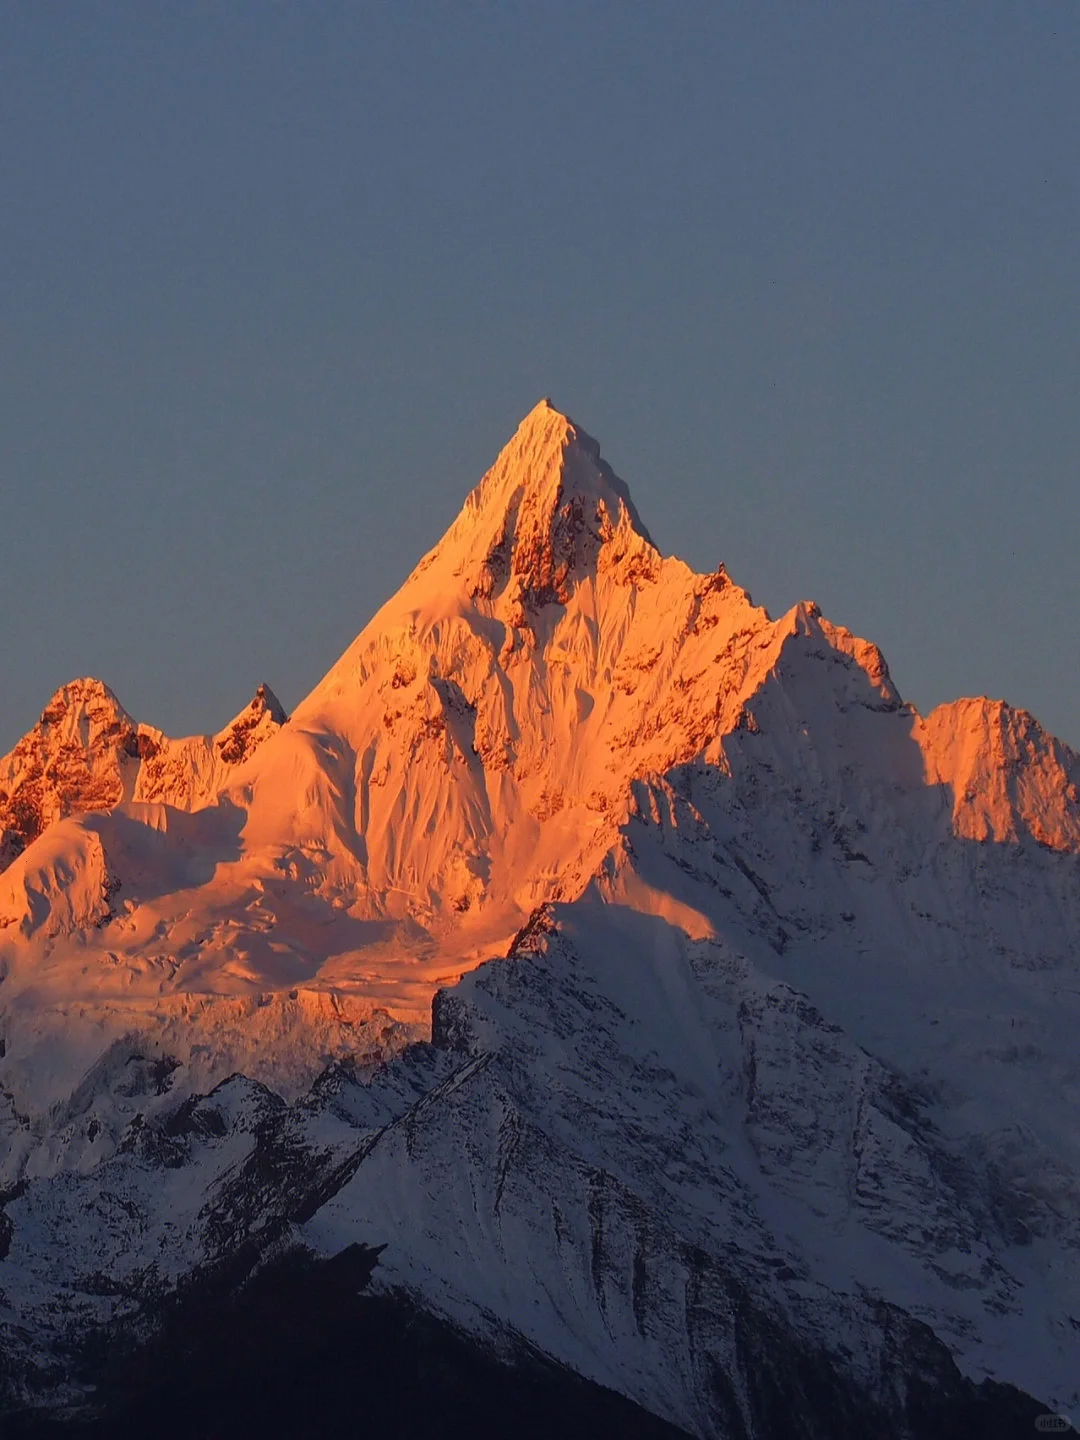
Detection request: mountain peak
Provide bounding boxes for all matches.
[250,683,287,725]
[38,677,130,728]
[432,400,655,608]
[483,396,648,523]
[515,394,568,437]
[214,684,289,765]
[0,678,144,866]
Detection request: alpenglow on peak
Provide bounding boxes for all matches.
[426,398,656,607]
[2,396,1079,1433]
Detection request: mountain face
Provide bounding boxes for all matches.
[1,400,1078,1437]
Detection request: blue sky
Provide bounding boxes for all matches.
[2,3,1078,746]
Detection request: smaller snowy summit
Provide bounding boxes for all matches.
[0,680,288,870]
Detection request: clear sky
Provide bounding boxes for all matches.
[2,3,1078,749]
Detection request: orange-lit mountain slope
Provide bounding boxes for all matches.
[2,399,1078,1120]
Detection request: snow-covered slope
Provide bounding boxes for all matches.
[0,400,1077,1435]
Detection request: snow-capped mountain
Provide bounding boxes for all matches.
[1,401,1076,1436]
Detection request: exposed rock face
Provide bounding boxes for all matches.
[0,681,287,868]
[0,679,142,862]
[213,683,287,766]
[0,401,1077,1434]
[921,695,1080,849]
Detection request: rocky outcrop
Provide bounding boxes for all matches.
[0,681,287,870]
[0,680,142,862]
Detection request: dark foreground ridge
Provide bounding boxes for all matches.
[3,1244,691,1440]
[2,1238,1046,1440]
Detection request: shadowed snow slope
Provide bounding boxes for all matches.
[0,401,1078,1434]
